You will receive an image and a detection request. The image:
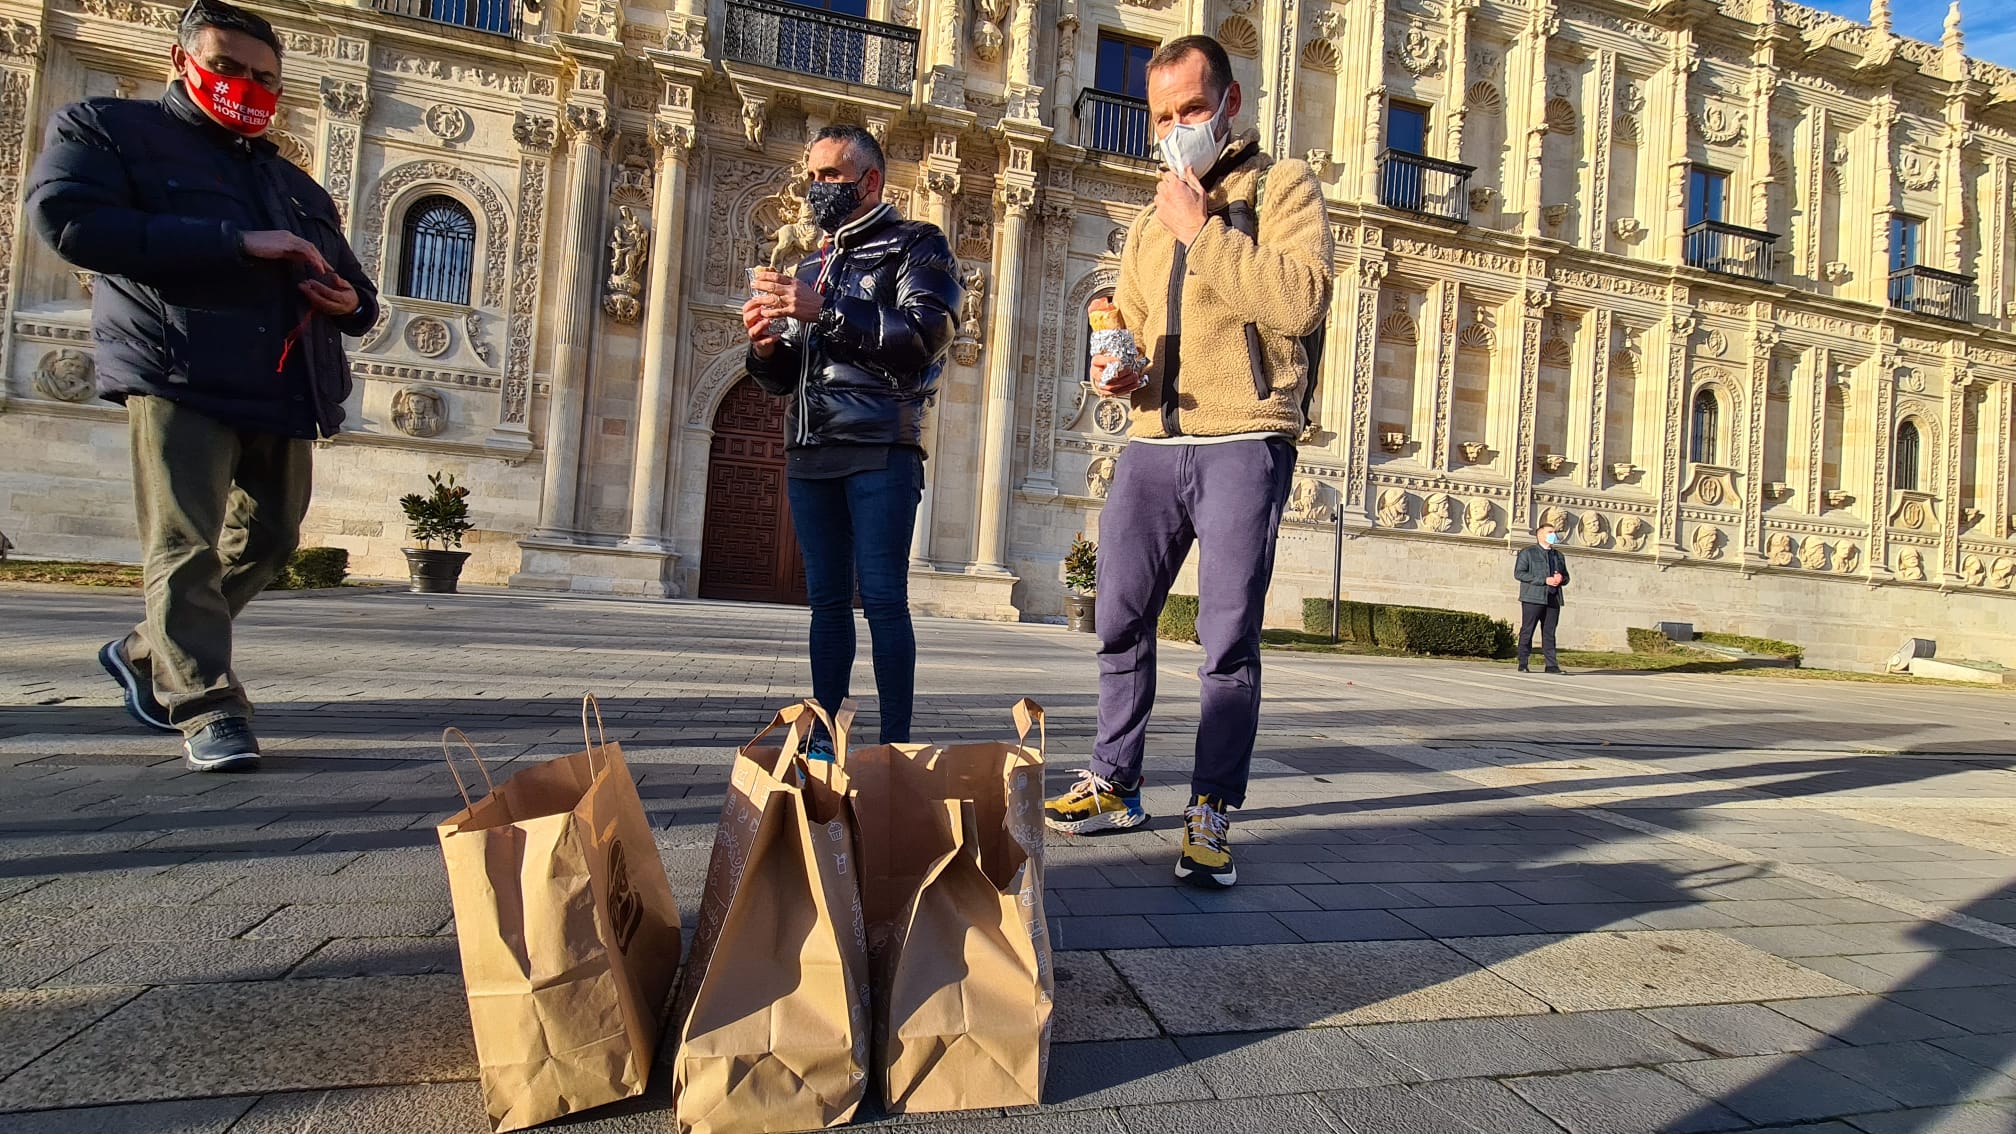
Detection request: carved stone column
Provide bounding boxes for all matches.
[1940,351,1969,584]
[971,180,1036,575]
[1582,309,1612,491]
[316,76,369,230]
[1801,106,1828,283]
[1990,155,2011,326]
[1511,281,1548,531]
[1512,2,1556,239]
[532,101,612,539]
[1589,50,1615,249]
[1656,304,1693,556]
[1267,0,1302,159]
[1659,26,1695,266]
[1344,252,1389,515]
[1870,93,1898,304]
[1025,196,1075,494]
[1743,310,1776,566]
[0,30,45,412]
[911,165,961,567]
[1866,343,1897,581]
[621,117,697,551]
[1993,381,2012,543]
[1747,42,1777,234]
[495,111,558,448]
[1427,282,1458,471]
[1051,0,1080,137]
[1806,345,1828,514]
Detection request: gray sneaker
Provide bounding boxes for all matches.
[183,719,262,773]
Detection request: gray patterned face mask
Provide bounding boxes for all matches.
[806,179,862,233]
[1157,89,1230,178]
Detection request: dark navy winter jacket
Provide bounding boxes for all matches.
[25,82,378,438]
[745,203,960,451]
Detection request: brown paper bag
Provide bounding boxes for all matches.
[847,699,1052,1115]
[436,696,683,1133]
[674,701,872,1134]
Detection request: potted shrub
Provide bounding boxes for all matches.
[400,471,474,594]
[1063,532,1097,633]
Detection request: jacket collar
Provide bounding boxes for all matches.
[830,201,896,250]
[1200,129,1263,192]
[163,80,279,157]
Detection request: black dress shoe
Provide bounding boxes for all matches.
[1517,665,1530,673]
[1544,666,1564,675]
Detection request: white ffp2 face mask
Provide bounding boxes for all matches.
[1158,89,1230,178]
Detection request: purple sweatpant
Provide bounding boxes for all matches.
[1090,437,1296,809]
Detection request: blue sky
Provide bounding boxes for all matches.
[1801,0,2016,70]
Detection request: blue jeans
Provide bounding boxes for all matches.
[785,451,924,744]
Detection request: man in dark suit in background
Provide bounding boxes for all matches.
[1514,524,1570,674]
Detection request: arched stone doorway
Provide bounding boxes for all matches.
[698,377,807,605]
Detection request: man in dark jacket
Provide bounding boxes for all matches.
[1513,523,1571,674]
[27,0,379,772]
[739,124,960,747]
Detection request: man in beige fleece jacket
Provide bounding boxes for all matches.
[1045,34,1334,888]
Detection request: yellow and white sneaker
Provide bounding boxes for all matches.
[1175,795,1236,887]
[1044,770,1149,835]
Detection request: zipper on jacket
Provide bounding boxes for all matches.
[797,244,843,446]
[1160,241,1187,436]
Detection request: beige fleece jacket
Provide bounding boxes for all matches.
[1113,130,1335,440]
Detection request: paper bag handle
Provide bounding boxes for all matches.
[1011,698,1046,766]
[748,699,854,772]
[440,727,497,809]
[580,693,611,777]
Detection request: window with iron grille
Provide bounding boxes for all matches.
[398,195,477,307]
[1894,419,1921,491]
[1690,388,1719,465]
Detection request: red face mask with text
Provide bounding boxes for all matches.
[182,58,277,136]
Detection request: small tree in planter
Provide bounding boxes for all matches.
[1063,532,1098,633]
[399,472,474,594]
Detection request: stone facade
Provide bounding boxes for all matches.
[2,0,2016,668]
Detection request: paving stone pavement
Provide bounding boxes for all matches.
[5,585,2016,1133]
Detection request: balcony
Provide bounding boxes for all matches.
[722,0,920,94]
[371,0,513,35]
[1074,89,1153,162]
[1889,264,1976,324]
[1377,150,1474,224]
[1684,220,1778,284]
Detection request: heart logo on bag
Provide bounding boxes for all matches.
[607,839,646,954]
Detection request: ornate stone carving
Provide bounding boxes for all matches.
[1961,554,1987,587]
[463,312,493,365]
[1612,217,1644,242]
[1693,102,1746,145]
[1218,15,1260,56]
[1578,511,1610,548]
[1463,498,1498,538]
[973,0,1008,61]
[1616,516,1649,552]
[1766,532,1796,567]
[1691,525,1726,560]
[513,113,557,152]
[390,386,447,438]
[1798,537,1829,571]
[500,151,548,425]
[1422,493,1456,533]
[1898,150,1939,191]
[1093,399,1128,436]
[1287,478,1334,524]
[1087,456,1115,499]
[425,104,470,144]
[1833,541,1863,574]
[1390,20,1446,76]
[1460,440,1489,464]
[0,17,39,59]
[1896,548,1927,582]
[1989,557,2016,590]
[602,206,648,324]
[1467,81,1503,115]
[319,78,368,121]
[953,263,986,367]
[395,320,454,366]
[31,349,94,402]
[1377,488,1411,528]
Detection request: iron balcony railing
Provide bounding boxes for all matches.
[1684,219,1778,283]
[371,0,512,35]
[1377,149,1474,224]
[1074,88,1153,161]
[1888,264,1976,324]
[722,0,920,94]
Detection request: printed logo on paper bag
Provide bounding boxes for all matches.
[607,839,645,954]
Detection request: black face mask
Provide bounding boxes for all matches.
[806,179,863,233]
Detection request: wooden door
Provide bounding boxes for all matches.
[697,378,808,605]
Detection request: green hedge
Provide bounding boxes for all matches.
[1158,594,1200,643]
[1697,631,1803,663]
[1626,627,1676,654]
[267,547,350,591]
[1301,598,1514,659]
